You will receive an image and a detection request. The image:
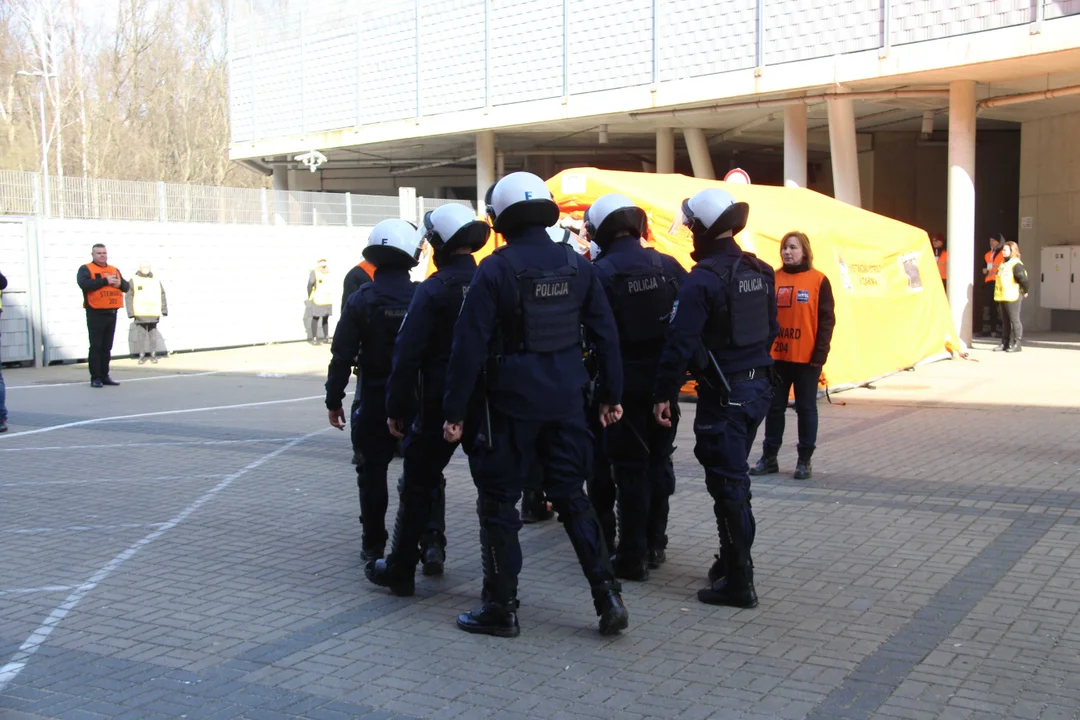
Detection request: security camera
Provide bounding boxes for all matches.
[294,150,327,173]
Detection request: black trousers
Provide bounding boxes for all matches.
[86,310,117,381]
[999,298,1022,348]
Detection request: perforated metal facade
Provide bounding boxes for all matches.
[228,0,1080,145]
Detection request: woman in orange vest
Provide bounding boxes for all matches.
[749,231,836,480]
[931,233,947,289]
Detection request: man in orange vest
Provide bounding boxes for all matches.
[931,233,947,289]
[76,244,130,387]
[980,234,1004,336]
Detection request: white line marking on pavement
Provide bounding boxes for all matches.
[6,370,226,389]
[0,437,299,453]
[0,473,228,488]
[2,523,167,535]
[0,586,79,597]
[0,427,328,692]
[0,395,324,439]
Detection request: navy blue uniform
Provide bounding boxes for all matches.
[326,267,416,556]
[593,237,688,569]
[654,239,778,582]
[444,225,623,606]
[383,254,479,567]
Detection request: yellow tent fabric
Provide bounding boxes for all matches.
[547,167,962,391]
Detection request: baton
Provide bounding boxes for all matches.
[707,349,732,396]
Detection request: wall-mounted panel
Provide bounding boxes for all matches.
[304,1,361,133]
[658,0,756,82]
[360,0,419,124]
[251,5,305,138]
[892,0,1032,45]
[228,17,254,143]
[419,0,486,115]
[1045,0,1080,19]
[568,0,652,94]
[765,0,881,66]
[489,0,564,105]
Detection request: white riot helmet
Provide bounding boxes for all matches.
[362,219,423,268]
[486,171,560,235]
[422,203,490,254]
[584,193,648,250]
[672,188,749,243]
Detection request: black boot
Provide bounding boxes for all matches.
[793,447,813,480]
[707,550,728,584]
[698,565,759,608]
[593,582,629,636]
[457,600,520,638]
[360,533,385,563]
[749,451,779,476]
[612,555,649,582]
[419,531,446,576]
[521,489,554,524]
[647,546,667,569]
[365,505,415,595]
[457,526,520,638]
[559,502,630,635]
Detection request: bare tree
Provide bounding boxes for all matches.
[0,0,265,188]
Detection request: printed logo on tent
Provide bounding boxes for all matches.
[899,252,923,293]
[776,286,794,308]
[796,289,810,303]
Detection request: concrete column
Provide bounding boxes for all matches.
[783,104,808,188]
[535,154,555,180]
[271,165,288,225]
[656,127,675,174]
[947,80,977,346]
[476,130,496,214]
[683,128,715,179]
[827,95,861,207]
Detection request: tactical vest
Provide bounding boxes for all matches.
[497,243,582,354]
[697,253,772,352]
[83,263,124,310]
[595,252,678,345]
[131,275,162,317]
[358,285,410,379]
[772,267,823,364]
[430,271,471,359]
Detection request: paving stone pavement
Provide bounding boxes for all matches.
[1,339,1079,720]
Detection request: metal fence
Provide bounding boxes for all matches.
[0,171,474,226]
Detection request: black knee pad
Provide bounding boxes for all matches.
[478,497,518,524]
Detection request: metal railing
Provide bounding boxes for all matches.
[0,172,474,226]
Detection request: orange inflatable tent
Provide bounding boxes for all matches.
[545,168,962,391]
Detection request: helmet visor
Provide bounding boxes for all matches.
[668,198,694,240]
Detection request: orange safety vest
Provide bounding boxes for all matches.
[772,267,824,364]
[984,250,1002,284]
[83,262,124,310]
[935,249,948,280]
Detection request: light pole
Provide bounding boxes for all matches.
[17,70,56,217]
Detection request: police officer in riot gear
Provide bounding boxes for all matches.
[366,204,490,595]
[326,220,421,563]
[653,188,778,608]
[444,172,628,638]
[587,194,687,580]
